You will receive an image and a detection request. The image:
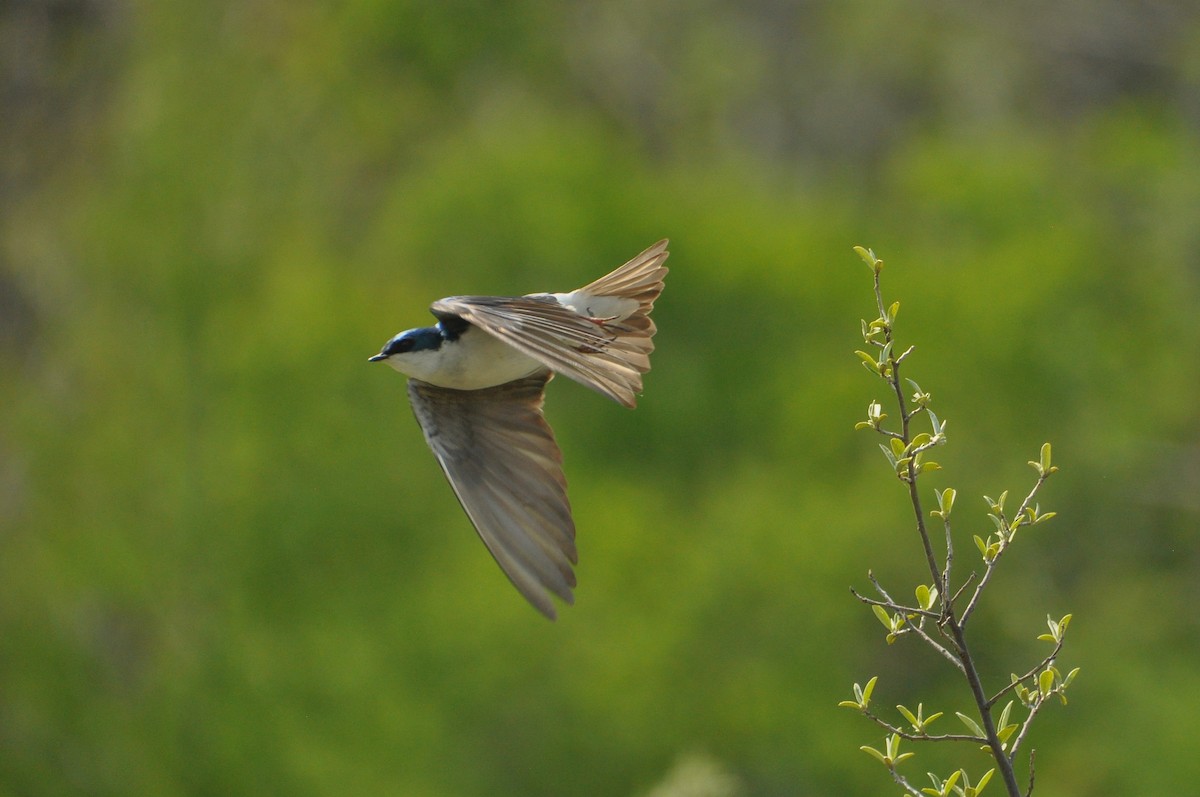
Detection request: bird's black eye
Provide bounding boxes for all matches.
[384,336,414,356]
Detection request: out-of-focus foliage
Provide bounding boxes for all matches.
[2,1,1198,795]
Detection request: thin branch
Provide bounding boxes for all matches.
[888,767,924,797]
[1025,749,1036,797]
[849,588,938,619]
[961,473,1049,626]
[1012,472,1051,524]
[944,619,1025,797]
[949,571,975,608]
[987,637,1064,708]
[940,515,954,615]
[863,575,965,672]
[960,559,999,628]
[1009,694,1050,759]
[861,709,987,744]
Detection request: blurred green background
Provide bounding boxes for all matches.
[2,1,1198,795]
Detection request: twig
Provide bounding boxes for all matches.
[1009,692,1050,759]
[961,473,1049,625]
[861,709,986,744]
[987,637,1064,708]
[859,577,965,672]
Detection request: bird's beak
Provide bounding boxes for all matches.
[368,353,389,362]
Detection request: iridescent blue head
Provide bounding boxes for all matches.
[368,327,444,362]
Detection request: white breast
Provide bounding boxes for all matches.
[390,326,545,390]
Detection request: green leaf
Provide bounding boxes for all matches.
[855,350,881,374]
[897,704,919,728]
[854,245,881,272]
[973,535,988,555]
[940,488,956,515]
[975,768,995,794]
[997,701,1012,730]
[1038,669,1056,696]
[862,676,878,703]
[955,712,985,737]
[860,745,888,765]
[928,410,944,435]
[872,604,892,629]
[879,443,898,466]
[890,438,907,458]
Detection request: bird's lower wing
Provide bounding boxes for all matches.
[407,373,577,619]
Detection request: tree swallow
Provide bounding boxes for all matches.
[370,240,669,619]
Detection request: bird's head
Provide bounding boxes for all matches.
[368,327,444,375]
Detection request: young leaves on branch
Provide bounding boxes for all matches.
[841,246,1078,797]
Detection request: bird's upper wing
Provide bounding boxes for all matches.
[433,240,667,407]
[432,297,648,410]
[432,295,648,408]
[407,372,577,619]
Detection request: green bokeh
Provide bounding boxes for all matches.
[2,2,1198,795]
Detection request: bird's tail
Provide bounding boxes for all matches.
[575,239,669,337]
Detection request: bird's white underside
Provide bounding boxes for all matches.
[384,325,545,389]
[384,289,641,391]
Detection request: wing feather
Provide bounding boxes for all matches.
[431,240,668,407]
[407,373,577,619]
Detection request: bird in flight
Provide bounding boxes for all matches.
[370,240,669,618]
